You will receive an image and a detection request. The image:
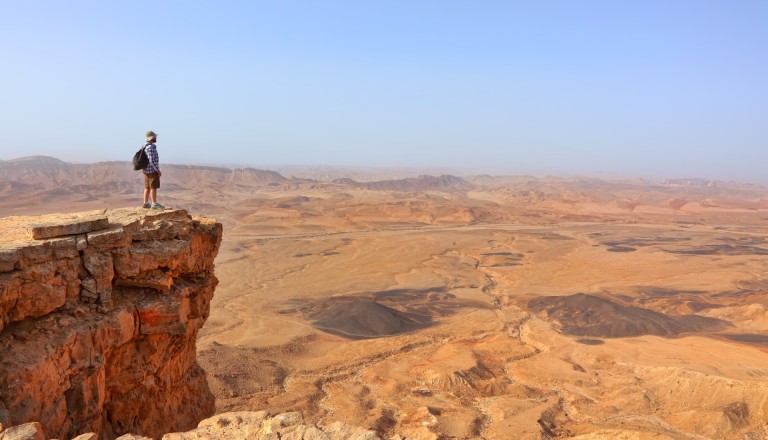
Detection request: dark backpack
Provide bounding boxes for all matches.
[133,145,149,170]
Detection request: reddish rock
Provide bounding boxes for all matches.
[0,208,222,440]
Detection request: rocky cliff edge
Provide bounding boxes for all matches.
[0,208,222,439]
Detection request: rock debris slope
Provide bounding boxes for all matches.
[0,208,222,439]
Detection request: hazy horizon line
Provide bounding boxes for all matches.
[2,153,765,186]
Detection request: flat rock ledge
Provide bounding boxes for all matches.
[27,212,110,240]
[0,209,183,245]
[0,208,190,274]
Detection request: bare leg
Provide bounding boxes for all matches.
[150,188,158,203]
[143,188,150,204]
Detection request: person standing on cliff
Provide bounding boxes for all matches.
[142,131,165,209]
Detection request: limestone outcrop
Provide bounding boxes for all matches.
[0,412,383,440]
[0,208,222,439]
[164,411,381,440]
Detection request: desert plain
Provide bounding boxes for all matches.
[2,156,768,439]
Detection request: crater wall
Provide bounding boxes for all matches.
[0,208,222,439]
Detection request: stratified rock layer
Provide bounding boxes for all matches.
[0,208,222,440]
[27,212,110,240]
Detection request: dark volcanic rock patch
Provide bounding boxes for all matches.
[528,293,730,338]
[283,288,487,339]
[309,299,432,339]
[606,246,636,252]
[601,236,690,251]
[664,245,768,256]
[662,235,768,256]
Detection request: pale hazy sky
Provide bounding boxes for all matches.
[1,1,766,181]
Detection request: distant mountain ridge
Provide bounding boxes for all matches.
[1,155,69,165]
[2,156,766,214]
[332,174,474,192]
[1,156,476,194]
[0,156,294,215]
[0,156,289,186]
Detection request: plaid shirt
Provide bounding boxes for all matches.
[143,142,160,174]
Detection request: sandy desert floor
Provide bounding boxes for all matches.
[199,214,768,439]
[3,159,768,439]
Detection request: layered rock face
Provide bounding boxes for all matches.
[0,209,222,439]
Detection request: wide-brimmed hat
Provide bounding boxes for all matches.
[146,131,158,140]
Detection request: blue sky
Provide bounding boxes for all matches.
[1,1,766,181]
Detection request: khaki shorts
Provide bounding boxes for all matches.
[144,172,160,189]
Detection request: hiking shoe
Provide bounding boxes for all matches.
[142,202,151,208]
[150,203,165,209]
